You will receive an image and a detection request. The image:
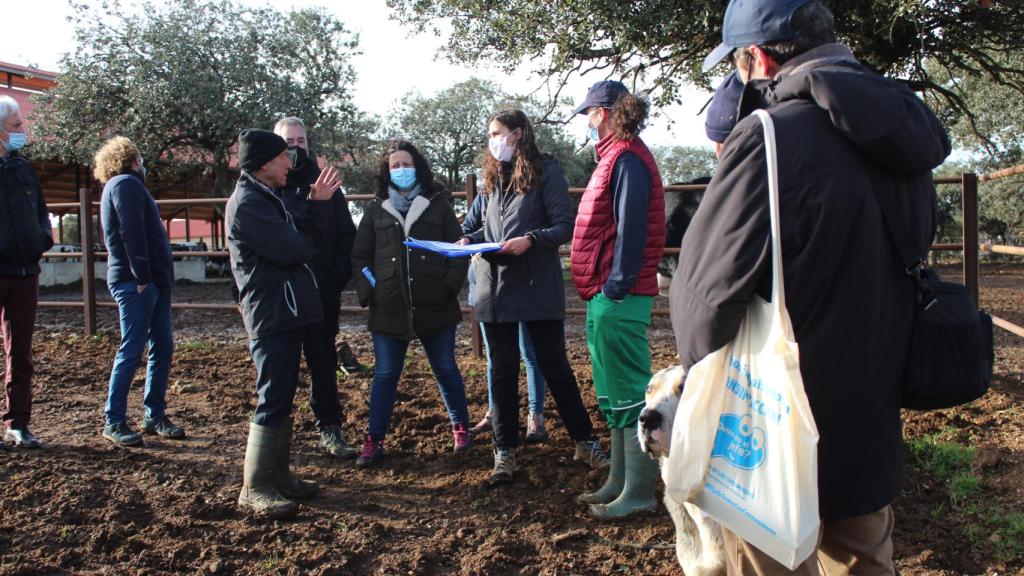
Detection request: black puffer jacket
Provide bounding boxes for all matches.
[462,157,574,323]
[226,172,323,339]
[351,187,467,341]
[0,153,52,276]
[670,48,950,520]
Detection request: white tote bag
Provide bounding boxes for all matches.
[665,109,821,569]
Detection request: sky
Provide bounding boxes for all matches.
[3,0,717,151]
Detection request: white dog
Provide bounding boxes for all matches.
[638,366,725,576]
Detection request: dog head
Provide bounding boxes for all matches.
[638,365,686,459]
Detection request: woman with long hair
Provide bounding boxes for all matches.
[351,139,472,467]
[460,109,608,486]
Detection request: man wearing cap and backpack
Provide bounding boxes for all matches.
[226,128,342,519]
[670,0,949,573]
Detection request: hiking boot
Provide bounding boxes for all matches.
[319,425,358,460]
[355,435,384,468]
[469,412,492,436]
[102,422,143,447]
[337,341,366,374]
[488,448,516,487]
[140,415,185,439]
[4,427,41,449]
[453,422,473,453]
[238,422,297,519]
[574,439,610,470]
[274,418,319,500]
[524,412,548,444]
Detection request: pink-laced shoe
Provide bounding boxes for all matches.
[453,423,473,453]
[355,435,384,467]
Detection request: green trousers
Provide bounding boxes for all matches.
[585,293,653,429]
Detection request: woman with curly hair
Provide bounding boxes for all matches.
[94,136,183,447]
[571,81,666,520]
[350,139,472,467]
[459,109,608,486]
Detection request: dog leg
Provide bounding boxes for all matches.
[683,502,725,576]
[666,493,704,575]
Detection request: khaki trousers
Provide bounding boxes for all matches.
[722,505,896,576]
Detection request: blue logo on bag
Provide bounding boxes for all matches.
[711,413,766,470]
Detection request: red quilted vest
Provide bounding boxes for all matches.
[571,135,665,301]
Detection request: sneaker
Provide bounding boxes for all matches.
[453,423,472,453]
[488,448,516,486]
[320,425,358,460]
[469,412,492,436]
[4,427,41,449]
[140,415,185,439]
[103,422,144,447]
[574,439,610,470]
[524,413,548,444]
[355,435,384,467]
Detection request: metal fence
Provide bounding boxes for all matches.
[39,169,1024,349]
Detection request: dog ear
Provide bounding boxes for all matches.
[671,365,686,397]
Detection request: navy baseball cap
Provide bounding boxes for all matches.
[573,80,630,115]
[704,71,744,143]
[702,0,812,72]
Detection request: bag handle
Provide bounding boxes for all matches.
[752,110,791,335]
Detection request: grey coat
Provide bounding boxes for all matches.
[463,157,574,323]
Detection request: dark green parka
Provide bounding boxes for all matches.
[351,187,467,340]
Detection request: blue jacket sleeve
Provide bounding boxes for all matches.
[231,195,316,267]
[110,179,152,285]
[602,152,651,301]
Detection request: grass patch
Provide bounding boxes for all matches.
[179,341,210,351]
[907,431,974,480]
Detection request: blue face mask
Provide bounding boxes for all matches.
[2,128,26,152]
[587,125,600,143]
[390,166,417,190]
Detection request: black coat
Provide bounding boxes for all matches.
[351,187,467,341]
[0,153,52,276]
[670,55,949,520]
[462,157,574,323]
[226,173,324,340]
[280,157,357,302]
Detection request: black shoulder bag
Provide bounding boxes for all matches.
[874,185,994,410]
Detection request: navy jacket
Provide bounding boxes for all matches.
[100,171,174,288]
[227,172,324,340]
[0,153,53,276]
[604,152,651,300]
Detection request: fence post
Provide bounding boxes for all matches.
[80,187,97,335]
[465,174,483,358]
[962,173,979,307]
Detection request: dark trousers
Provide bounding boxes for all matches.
[0,275,38,429]
[483,319,595,450]
[304,289,342,429]
[250,326,307,429]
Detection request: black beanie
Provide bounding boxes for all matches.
[237,129,287,173]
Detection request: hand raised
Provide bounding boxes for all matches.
[310,166,342,201]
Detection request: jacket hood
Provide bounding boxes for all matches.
[739,60,950,178]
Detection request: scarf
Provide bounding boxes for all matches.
[387,184,421,215]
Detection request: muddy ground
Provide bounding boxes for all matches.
[0,263,1021,575]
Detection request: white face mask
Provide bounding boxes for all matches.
[488,134,516,162]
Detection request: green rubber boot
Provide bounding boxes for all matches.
[238,422,298,519]
[578,428,624,505]
[273,417,320,500]
[588,426,658,520]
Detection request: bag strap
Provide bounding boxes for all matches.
[752,110,791,330]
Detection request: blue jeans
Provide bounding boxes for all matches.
[367,324,469,440]
[105,281,173,425]
[482,322,545,415]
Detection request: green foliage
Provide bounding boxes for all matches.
[651,145,717,184]
[388,0,1024,118]
[907,431,975,480]
[30,0,372,197]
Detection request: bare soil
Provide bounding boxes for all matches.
[1,264,1021,575]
